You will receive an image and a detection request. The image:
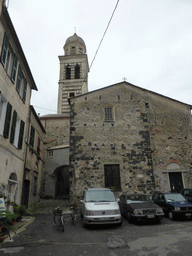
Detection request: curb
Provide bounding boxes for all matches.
[2,216,35,244]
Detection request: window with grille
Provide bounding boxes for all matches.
[104,106,114,121]
[69,92,75,98]
[104,164,121,190]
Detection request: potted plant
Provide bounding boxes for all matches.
[5,211,13,225]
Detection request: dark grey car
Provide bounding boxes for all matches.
[180,188,192,203]
[119,194,164,223]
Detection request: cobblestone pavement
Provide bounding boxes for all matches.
[1,211,192,256]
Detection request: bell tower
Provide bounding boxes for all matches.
[57,33,89,113]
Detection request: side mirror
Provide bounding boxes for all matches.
[80,200,84,204]
[117,198,120,202]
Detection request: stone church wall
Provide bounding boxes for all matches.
[69,83,192,200]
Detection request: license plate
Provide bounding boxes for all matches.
[147,215,155,218]
[98,217,110,220]
[185,213,191,217]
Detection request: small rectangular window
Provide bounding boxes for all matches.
[48,150,53,157]
[104,106,114,121]
[145,103,149,108]
[69,92,75,98]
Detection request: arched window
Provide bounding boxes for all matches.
[8,173,18,202]
[75,64,80,79]
[65,65,71,79]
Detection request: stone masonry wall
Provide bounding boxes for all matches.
[69,83,192,200]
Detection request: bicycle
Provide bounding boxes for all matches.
[70,202,78,225]
[53,206,65,232]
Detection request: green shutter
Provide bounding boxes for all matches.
[29,126,35,147]
[22,79,27,102]
[11,55,18,83]
[16,65,22,92]
[18,120,25,149]
[1,33,9,66]
[3,102,12,139]
[10,110,17,144]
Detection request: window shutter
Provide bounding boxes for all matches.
[10,110,17,144]
[16,65,22,92]
[3,102,12,139]
[18,120,25,149]
[29,126,35,147]
[1,33,9,66]
[22,79,27,102]
[11,55,18,83]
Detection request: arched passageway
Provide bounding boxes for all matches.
[54,166,69,199]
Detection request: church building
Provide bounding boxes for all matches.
[40,33,192,202]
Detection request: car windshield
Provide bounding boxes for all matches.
[126,195,151,204]
[164,193,186,202]
[85,190,116,202]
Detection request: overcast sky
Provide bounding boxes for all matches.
[7,0,192,116]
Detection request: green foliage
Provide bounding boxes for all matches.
[5,211,13,224]
[13,204,27,216]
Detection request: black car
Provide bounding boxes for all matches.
[118,194,164,223]
[152,191,192,220]
[180,188,192,203]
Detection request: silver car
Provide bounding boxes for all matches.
[80,188,122,227]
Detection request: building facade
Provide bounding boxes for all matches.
[22,106,45,208]
[40,114,70,198]
[0,1,44,208]
[69,82,192,200]
[40,33,89,199]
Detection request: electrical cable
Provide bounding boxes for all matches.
[90,0,120,70]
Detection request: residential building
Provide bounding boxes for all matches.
[22,106,45,208]
[0,1,44,207]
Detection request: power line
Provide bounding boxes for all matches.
[90,0,120,70]
[33,105,57,113]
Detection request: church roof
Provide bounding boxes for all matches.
[65,33,85,45]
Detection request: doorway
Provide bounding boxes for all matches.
[169,172,183,192]
[55,166,69,199]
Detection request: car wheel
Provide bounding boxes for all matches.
[127,211,132,223]
[168,210,174,220]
